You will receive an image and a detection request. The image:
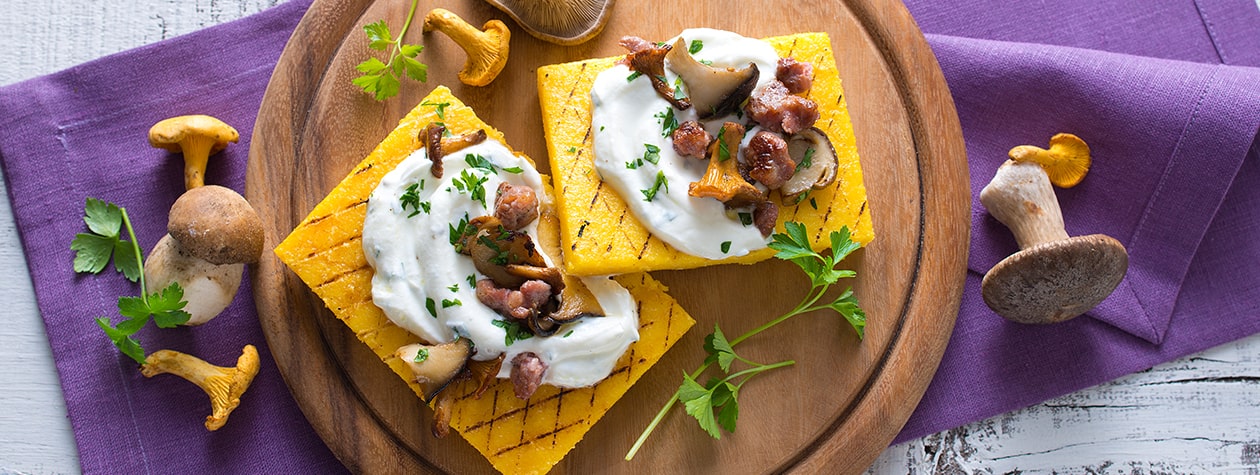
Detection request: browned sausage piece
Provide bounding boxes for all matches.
[753,200,779,237]
[744,80,819,134]
[475,278,553,320]
[744,130,796,189]
[511,352,548,400]
[672,120,712,159]
[776,58,814,94]
[493,182,539,231]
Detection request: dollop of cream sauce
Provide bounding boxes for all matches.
[591,28,781,259]
[363,140,639,388]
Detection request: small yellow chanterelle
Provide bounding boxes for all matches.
[141,345,261,431]
[1008,133,1092,188]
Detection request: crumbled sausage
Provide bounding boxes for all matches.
[493,182,539,231]
[510,352,547,400]
[776,58,814,94]
[475,279,553,320]
[744,130,796,189]
[672,120,712,159]
[618,35,656,55]
[753,200,779,237]
[744,80,819,134]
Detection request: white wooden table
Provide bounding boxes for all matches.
[2,1,1257,473]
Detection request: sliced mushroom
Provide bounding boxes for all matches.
[665,38,759,119]
[466,354,505,399]
[780,127,839,205]
[626,40,690,110]
[422,123,446,178]
[528,274,604,337]
[431,385,456,438]
[395,338,473,402]
[505,264,565,290]
[440,128,488,156]
[469,223,546,288]
[689,122,765,207]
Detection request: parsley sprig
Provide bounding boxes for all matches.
[625,222,865,459]
[72,198,191,364]
[352,0,428,101]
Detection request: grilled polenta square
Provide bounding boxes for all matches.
[274,86,694,475]
[538,32,873,276]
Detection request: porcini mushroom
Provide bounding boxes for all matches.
[396,338,473,402]
[780,127,839,205]
[1008,133,1091,188]
[979,159,1127,324]
[483,0,614,45]
[140,345,260,431]
[145,185,265,325]
[665,38,759,119]
[149,115,239,190]
[422,8,510,87]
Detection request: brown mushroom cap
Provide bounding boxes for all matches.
[981,234,1128,324]
[483,0,614,45]
[168,185,265,265]
[148,115,239,154]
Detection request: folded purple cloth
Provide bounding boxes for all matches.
[0,0,1256,472]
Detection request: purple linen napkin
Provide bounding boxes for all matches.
[1,0,1258,472]
[894,0,1260,442]
[0,1,343,473]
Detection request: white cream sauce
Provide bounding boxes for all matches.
[363,140,639,388]
[591,28,781,259]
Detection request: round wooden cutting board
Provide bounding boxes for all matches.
[246,0,969,473]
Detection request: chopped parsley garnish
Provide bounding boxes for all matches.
[452,169,490,208]
[399,183,425,217]
[466,274,477,289]
[626,157,644,170]
[447,283,459,293]
[796,147,816,171]
[449,213,476,252]
[689,39,704,54]
[717,125,731,161]
[413,348,430,363]
[720,241,732,253]
[673,76,688,101]
[491,319,534,346]
[502,166,524,174]
[655,108,680,137]
[425,298,437,318]
[642,144,661,165]
[421,100,450,120]
[563,330,574,338]
[627,71,643,82]
[641,170,669,202]
[567,146,578,153]
[699,59,714,66]
[442,298,462,308]
[465,153,498,174]
[810,197,819,210]
[738,212,753,226]
[477,235,510,265]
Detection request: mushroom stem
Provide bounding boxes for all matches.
[178,136,216,190]
[979,160,1069,249]
[423,8,510,87]
[141,345,261,431]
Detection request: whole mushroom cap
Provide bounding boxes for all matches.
[149,115,239,154]
[483,0,614,45]
[981,234,1128,324]
[168,185,265,265]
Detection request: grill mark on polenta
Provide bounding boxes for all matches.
[664,305,675,347]
[587,180,604,209]
[493,421,585,457]
[315,264,370,288]
[301,235,363,261]
[462,388,573,433]
[636,235,651,259]
[353,162,374,175]
[300,198,368,227]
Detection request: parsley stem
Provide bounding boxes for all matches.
[391,0,420,63]
[119,208,148,303]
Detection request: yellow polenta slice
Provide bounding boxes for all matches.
[274,86,694,475]
[538,32,873,276]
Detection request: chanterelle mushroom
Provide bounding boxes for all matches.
[140,345,260,431]
[149,115,239,190]
[146,185,265,325]
[689,122,764,207]
[979,160,1128,324]
[483,0,614,45]
[1008,133,1091,188]
[423,8,510,87]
